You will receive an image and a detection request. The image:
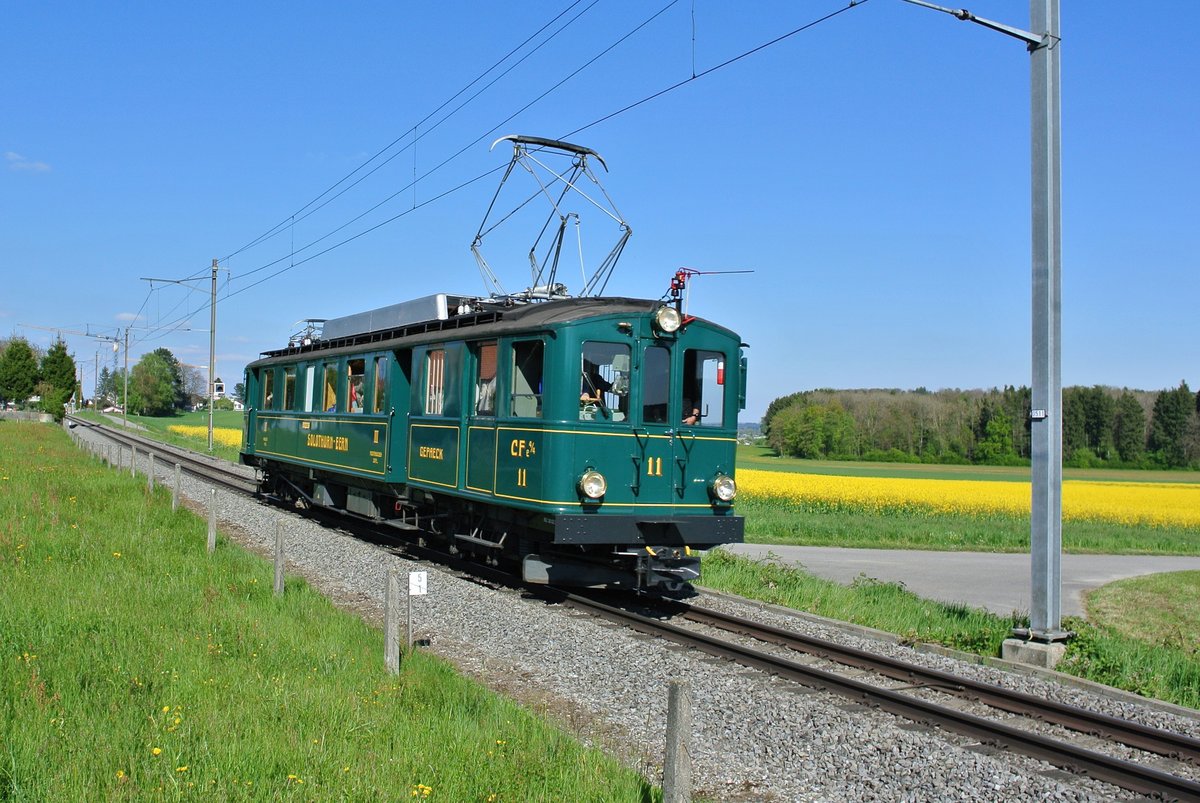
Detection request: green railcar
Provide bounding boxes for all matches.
[242,294,745,591]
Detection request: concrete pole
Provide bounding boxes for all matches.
[663,679,692,803]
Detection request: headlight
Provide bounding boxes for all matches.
[711,474,736,502]
[653,305,682,334]
[579,470,607,500]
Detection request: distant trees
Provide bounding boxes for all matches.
[38,339,77,421]
[1148,381,1196,468]
[0,337,39,406]
[763,382,1199,469]
[128,352,177,416]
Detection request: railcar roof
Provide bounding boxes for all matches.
[250,296,732,367]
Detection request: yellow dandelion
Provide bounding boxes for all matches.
[112,552,122,558]
[116,770,126,779]
[152,747,162,756]
[161,706,170,713]
[176,766,188,773]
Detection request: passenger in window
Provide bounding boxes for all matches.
[683,406,700,426]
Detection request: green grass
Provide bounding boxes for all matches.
[738,445,1200,484]
[701,550,1200,709]
[0,422,658,801]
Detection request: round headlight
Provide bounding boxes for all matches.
[711,474,737,502]
[653,305,682,334]
[579,470,607,500]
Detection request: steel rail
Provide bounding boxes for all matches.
[66,416,258,495]
[674,600,1200,765]
[563,593,1200,802]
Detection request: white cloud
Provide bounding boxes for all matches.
[115,312,141,322]
[5,151,51,173]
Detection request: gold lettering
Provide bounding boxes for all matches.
[418,446,444,460]
[306,433,350,452]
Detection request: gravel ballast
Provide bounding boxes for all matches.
[73,425,1198,802]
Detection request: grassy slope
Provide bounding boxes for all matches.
[0,422,657,801]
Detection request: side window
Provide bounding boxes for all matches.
[684,349,726,428]
[348,358,365,413]
[323,364,338,412]
[642,346,669,424]
[304,365,316,412]
[425,349,445,415]
[473,341,498,417]
[283,367,296,410]
[262,369,275,409]
[580,341,630,422]
[372,356,388,414]
[512,340,543,419]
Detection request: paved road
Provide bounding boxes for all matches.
[724,544,1200,617]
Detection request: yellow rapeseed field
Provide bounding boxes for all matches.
[167,425,243,449]
[739,468,1200,529]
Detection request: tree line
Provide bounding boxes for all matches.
[0,337,238,419]
[0,337,77,421]
[761,382,1200,469]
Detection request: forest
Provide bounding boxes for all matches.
[760,382,1200,469]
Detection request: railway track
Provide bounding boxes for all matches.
[67,414,1200,801]
[560,591,1200,801]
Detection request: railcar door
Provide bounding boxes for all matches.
[636,341,734,510]
[635,343,681,506]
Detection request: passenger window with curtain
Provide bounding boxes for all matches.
[261,369,275,409]
[323,364,338,412]
[580,341,630,421]
[683,349,726,427]
[473,341,498,417]
[372,356,388,414]
[347,358,365,413]
[283,367,296,410]
[511,340,543,418]
[641,346,669,424]
[303,365,316,412]
[425,349,445,415]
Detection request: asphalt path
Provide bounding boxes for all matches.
[724,544,1200,617]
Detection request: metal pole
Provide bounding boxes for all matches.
[208,258,217,452]
[1028,0,1065,641]
[122,328,129,429]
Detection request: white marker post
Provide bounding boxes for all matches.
[407,571,427,652]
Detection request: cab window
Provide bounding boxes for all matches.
[511,340,543,418]
[323,364,338,412]
[683,349,726,428]
[425,349,445,415]
[473,341,498,417]
[283,367,296,410]
[372,356,388,414]
[580,341,630,422]
[641,346,669,424]
[261,369,275,409]
[303,365,316,412]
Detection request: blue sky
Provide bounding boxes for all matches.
[3,1,1196,421]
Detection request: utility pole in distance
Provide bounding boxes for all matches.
[140,258,220,451]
